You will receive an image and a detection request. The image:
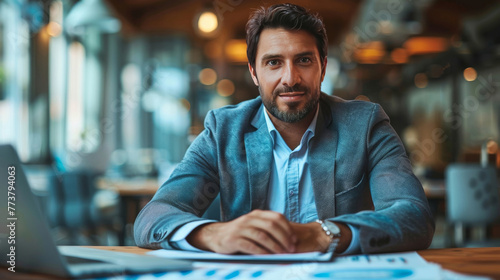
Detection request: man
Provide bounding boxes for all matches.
[134,3,434,255]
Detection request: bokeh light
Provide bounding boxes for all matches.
[464,67,477,82]
[199,68,217,85]
[198,11,218,34]
[217,79,235,97]
[414,73,428,88]
[47,22,62,37]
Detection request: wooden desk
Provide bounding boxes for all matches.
[3,247,500,279]
[419,247,500,279]
[422,179,446,199]
[97,178,160,245]
[91,247,500,279]
[97,178,160,197]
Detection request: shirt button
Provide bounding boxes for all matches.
[289,190,294,196]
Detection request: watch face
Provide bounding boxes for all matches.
[324,221,341,235]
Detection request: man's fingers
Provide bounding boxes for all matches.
[249,219,296,253]
[245,210,296,252]
[250,210,295,234]
[235,238,272,255]
[197,210,298,255]
[238,227,288,254]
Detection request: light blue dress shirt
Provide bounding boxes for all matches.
[263,104,319,223]
[171,105,360,254]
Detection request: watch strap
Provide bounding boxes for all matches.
[316,219,341,253]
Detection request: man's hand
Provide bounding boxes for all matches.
[186,210,297,254]
[288,222,329,253]
[290,221,353,254]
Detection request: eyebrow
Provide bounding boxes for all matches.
[260,51,317,64]
[260,54,282,64]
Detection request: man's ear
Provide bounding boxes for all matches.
[248,62,259,86]
[320,57,327,83]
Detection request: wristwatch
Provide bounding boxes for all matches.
[316,219,341,253]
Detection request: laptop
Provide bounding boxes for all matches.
[0,144,192,278]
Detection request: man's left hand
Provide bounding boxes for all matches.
[290,221,352,253]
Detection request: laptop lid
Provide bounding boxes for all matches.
[0,145,192,277]
[0,144,71,277]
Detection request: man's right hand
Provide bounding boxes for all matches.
[186,210,297,254]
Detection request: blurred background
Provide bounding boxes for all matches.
[1,0,499,248]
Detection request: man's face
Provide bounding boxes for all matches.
[248,28,326,123]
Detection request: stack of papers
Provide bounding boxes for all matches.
[97,251,490,280]
[148,249,334,262]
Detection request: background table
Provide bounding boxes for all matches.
[97,177,160,245]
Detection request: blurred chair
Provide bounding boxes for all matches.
[47,173,65,228]
[446,164,500,247]
[47,171,120,245]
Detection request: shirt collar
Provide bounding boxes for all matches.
[262,104,320,144]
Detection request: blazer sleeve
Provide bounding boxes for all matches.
[134,111,220,249]
[330,103,435,253]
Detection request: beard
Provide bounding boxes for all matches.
[260,84,319,123]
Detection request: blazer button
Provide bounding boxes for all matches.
[377,238,384,247]
[383,236,390,245]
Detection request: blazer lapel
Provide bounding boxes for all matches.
[309,99,338,219]
[245,105,273,210]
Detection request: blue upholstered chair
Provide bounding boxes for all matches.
[446,164,500,247]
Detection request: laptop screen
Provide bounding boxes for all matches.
[0,145,69,276]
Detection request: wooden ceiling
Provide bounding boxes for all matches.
[106,0,363,44]
[104,0,500,85]
[106,0,500,42]
[422,0,500,36]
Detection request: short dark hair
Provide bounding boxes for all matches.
[246,3,328,69]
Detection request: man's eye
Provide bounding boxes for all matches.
[267,60,279,66]
[299,57,312,63]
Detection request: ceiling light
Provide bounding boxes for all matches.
[353,41,386,64]
[196,10,219,37]
[404,37,448,56]
[198,11,218,33]
[225,40,247,63]
[390,48,408,64]
[463,67,477,82]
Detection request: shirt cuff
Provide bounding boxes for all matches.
[170,220,217,252]
[339,224,361,255]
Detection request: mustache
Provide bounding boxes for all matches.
[273,85,308,96]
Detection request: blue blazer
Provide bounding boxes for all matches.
[134,93,435,253]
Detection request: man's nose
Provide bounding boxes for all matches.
[281,63,301,87]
